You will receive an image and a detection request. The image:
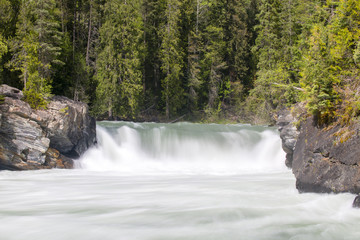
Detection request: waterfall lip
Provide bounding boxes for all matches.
[79,122,287,175]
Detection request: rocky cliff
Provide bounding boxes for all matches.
[0,85,96,170]
[276,108,300,169]
[278,106,360,194]
[293,118,360,194]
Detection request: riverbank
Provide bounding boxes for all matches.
[3,82,360,202]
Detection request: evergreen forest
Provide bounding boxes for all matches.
[1,0,360,124]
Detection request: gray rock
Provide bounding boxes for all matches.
[276,108,300,168]
[353,196,360,208]
[276,104,360,195]
[0,85,96,170]
[292,117,360,194]
[0,84,24,99]
[32,96,96,158]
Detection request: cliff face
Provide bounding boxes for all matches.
[276,108,300,169]
[0,85,96,170]
[293,118,360,194]
[278,107,360,194]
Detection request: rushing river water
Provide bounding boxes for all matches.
[0,122,360,240]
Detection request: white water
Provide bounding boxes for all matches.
[0,122,360,240]
[80,122,286,174]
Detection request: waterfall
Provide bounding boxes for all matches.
[79,122,286,175]
[2,122,359,240]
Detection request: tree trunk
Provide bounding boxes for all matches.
[86,0,92,66]
[108,99,113,120]
[196,0,200,35]
[73,4,78,101]
[73,6,76,62]
[61,0,65,33]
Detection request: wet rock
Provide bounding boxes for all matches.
[353,195,360,208]
[0,85,96,170]
[45,148,74,169]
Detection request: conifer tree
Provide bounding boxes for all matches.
[186,0,209,113]
[300,0,360,124]
[160,0,184,119]
[95,0,144,119]
[142,0,166,102]
[224,0,252,105]
[0,0,11,62]
[248,0,296,121]
[300,23,339,124]
[10,0,63,108]
[200,0,227,116]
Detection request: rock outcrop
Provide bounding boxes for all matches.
[276,108,300,168]
[292,118,360,194]
[353,195,360,208]
[0,85,96,170]
[277,104,360,195]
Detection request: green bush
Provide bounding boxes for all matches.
[24,89,49,110]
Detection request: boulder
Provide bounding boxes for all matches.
[292,117,360,194]
[353,195,360,208]
[0,85,24,100]
[0,84,96,170]
[276,108,300,168]
[32,96,96,158]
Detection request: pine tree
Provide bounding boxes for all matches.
[186,0,208,113]
[10,0,63,108]
[142,0,166,104]
[224,0,252,106]
[160,0,184,119]
[10,1,45,108]
[200,0,227,117]
[0,0,17,85]
[0,0,11,61]
[187,28,202,112]
[248,0,298,121]
[95,0,144,119]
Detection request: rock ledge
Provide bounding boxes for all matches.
[0,85,96,170]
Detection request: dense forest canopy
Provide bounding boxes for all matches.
[1,0,360,124]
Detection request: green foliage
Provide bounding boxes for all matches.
[299,23,339,124]
[59,106,69,115]
[1,0,360,123]
[0,0,12,55]
[24,88,49,110]
[8,0,61,109]
[159,0,185,120]
[248,0,299,120]
[95,0,144,119]
[354,41,360,65]
[0,94,4,104]
[0,35,7,61]
[299,0,360,125]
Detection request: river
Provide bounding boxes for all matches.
[0,122,359,240]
